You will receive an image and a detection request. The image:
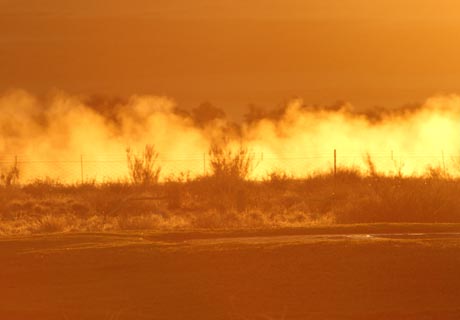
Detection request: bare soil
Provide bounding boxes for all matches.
[1,225,460,319]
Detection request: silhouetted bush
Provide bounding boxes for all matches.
[126,145,161,186]
[208,144,255,181]
[0,159,20,187]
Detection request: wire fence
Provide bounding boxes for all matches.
[0,150,458,184]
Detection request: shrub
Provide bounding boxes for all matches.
[364,153,378,177]
[1,159,20,187]
[208,143,256,181]
[202,143,258,212]
[126,145,161,185]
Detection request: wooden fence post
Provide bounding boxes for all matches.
[442,150,446,174]
[203,153,206,175]
[334,149,337,178]
[80,154,84,184]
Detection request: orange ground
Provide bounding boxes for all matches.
[1,230,460,319]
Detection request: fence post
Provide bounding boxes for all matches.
[203,152,206,176]
[334,149,337,178]
[80,154,84,184]
[442,150,446,174]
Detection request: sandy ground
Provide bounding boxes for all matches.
[1,227,460,320]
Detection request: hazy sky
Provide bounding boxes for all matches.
[2,0,460,117]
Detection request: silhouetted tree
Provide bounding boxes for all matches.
[243,104,267,124]
[83,94,127,124]
[191,102,226,126]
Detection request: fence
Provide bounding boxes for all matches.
[0,150,457,184]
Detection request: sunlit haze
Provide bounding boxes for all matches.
[1,90,460,182]
[3,3,460,320]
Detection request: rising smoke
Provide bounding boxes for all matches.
[1,89,459,182]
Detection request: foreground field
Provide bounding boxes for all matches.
[3,172,460,236]
[1,225,460,319]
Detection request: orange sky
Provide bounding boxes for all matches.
[2,0,460,118]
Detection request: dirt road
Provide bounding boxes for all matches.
[1,228,460,319]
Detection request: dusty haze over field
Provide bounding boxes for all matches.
[1,90,460,182]
[3,4,460,320]
[2,0,460,181]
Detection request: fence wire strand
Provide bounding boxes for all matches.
[0,150,457,183]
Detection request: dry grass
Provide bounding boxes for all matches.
[1,148,459,235]
[1,167,460,236]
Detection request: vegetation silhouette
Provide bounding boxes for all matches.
[2,158,460,235]
[126,145,161,186]
[0,158,19,187]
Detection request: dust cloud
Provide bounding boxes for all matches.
[1,90,459,182]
